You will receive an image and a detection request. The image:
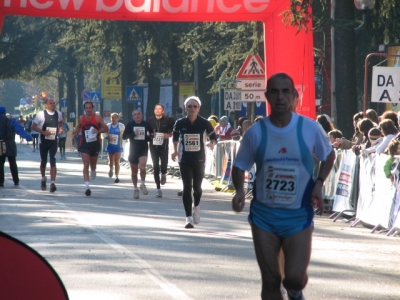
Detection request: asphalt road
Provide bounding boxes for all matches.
[1,142,399,300]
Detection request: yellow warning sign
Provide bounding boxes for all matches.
[102,69,122,99]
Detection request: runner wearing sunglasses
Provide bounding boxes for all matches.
[171,96,217,229]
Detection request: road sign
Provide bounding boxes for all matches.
[236,79,265,91]
[81,89,91,101]
[90,92,101,103]
[60,98,68,107]
[25,97,32,105]
[224,88,242,111]
[19,98,26,105]
[102,69,122,99]
[236,54,265,79]
[125,86,142,103]
[241,90,266,102]
[371,66,400,103]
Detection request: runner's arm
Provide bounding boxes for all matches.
[232,166,246,212]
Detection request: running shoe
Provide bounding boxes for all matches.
[185,216,194,229]
[90,170,96,180]
[140,183,148,195]
[50,183,57,193]
[114,178,120,183]
[134,189,140,199]
[193,206,200,224]
[85,189,91,196]
[177,190,183,196]
[14,182,19,186]
[108,168,113,178]
[41,176,47,191]
[33,148,35,152]
[156,190,162,198]
[280,283,288,300]
[287,290,305,300]
[160,174,166,185]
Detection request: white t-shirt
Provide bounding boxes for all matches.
[233,113,333,209]
[33,110,63,143]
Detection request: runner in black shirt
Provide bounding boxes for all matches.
[148,104,175,198]
[123,110,153,199]
[171,96,217,229]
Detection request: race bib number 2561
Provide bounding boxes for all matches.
[184,134,200,151]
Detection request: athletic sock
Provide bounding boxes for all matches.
[85,181,90,189]
[141,180,145,185]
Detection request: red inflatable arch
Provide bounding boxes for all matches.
[0,0,315,119]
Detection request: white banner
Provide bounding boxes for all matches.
[332,150,357,212]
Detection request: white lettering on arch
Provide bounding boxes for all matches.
[152,0,160,12]
[190,0,198,13]
[217,0,240,13]
[60,0,84,10]
[4,0,28,7]
[245,0,270,13]
[163,0,188,13]
[125,0,151,12]
[97,0,123,12]
[31,0,53,9]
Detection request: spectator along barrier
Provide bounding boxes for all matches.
[122,139,400,236]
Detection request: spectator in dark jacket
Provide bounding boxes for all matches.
[0,106,32,187]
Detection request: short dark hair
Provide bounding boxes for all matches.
[155,103,164,110]
[328,129,343,139]
[83,101,94,108]
[176,107,183,114]
[266,73,295,93]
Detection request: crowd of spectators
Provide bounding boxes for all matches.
[322,109,400,182]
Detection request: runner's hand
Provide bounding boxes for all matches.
[311,182,324,215]
[232,190,245,212]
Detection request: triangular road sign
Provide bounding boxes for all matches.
[128,88,141,101]
[237,54,265,79]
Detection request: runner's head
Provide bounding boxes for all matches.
[154,104,165,118]
[111,112,119,125]
[132,109,143,123]
[45,98,56,112]
[184,96,201,117]
[83,101,94,115]
[265,73,296,117]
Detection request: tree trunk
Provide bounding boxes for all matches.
[76,63,84,123]
[170,40,180,113]
[120,24,137,123]
[321,0,332,118]
[66,69,76,125]
[145,53,161,120]
[334,1,358,139]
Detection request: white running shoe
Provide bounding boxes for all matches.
[90,170,96,180]
[140,183,148,195]
[156,190,162,198]
[185,216,194,229]
[134,189,140,199]
[108,168,113,178]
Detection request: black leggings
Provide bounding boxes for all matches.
[150,146,169,189]
[179,163,205,217]
[0,156,19,185]
[40,142,57,168]
[32,134,39,148]
[59,137,66,155]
